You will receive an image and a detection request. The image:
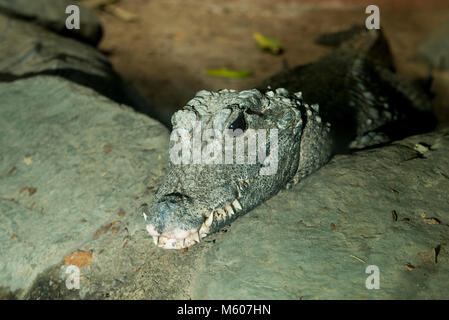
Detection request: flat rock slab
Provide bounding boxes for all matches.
[0,0,102,45]
[0,13,148,113]
[0,13,107,79]
[191,126,449,299]
[23,121,449,299]
[0,76,168,299]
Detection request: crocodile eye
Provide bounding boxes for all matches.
[228,112,247,131]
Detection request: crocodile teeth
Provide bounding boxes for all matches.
[192,232,200,243]
[152,236,159,245]
[143,212,148,221]
[216,208,226,220]
[158,236,167,246]
[184,237,196,247]
[175,240,183,249]
[165,238,179,249]
[231,199,242,211]
[225,205,234,216]
[205,212,214,226]
[199,223,210,236]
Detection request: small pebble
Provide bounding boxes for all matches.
[405,263,415,271]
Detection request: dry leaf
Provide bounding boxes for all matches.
[423,217,440,225]
[405,263,415,270]
[117,208,126,217]
[20,186,37,196]
[28,187,37,196]
[104,4,138,22]
[253,32,283,54]
[206,68,252,78]
[93,222,112,238]
[63,250,94,268]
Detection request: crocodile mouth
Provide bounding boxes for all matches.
[145,198,243,250]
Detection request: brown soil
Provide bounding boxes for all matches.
[81,0,449,126]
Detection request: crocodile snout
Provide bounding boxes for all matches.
[140,193,204,249]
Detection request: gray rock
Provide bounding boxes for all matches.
[191,125,449,299]
[23,123,449,299]
[0,76,168,299]
[0,13,149,114]
[0,0,102,45]
[418,19,449,70]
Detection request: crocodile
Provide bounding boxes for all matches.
[138,27,436,250]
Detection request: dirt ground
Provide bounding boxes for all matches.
[81,0,449,126]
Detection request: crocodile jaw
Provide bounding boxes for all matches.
[144,198,243,250]
[139,88,313,250]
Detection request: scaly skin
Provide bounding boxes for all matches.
[138,28,436,250]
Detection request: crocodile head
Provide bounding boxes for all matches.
[139,88,327,249]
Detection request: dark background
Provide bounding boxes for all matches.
[82,0,449,126]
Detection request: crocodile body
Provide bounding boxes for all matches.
[139,28,436,249]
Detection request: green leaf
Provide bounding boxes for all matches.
[205,68,252,78]
[253,32,283,54]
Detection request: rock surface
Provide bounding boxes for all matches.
[0,76,168,299]
[16,114,449,299]
[191,125,449,299]
[0,13,149,114]
[0,4,448,299]
[0,0,102,45]
[1,71,448,298]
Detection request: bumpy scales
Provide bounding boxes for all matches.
[139,28,435,249]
